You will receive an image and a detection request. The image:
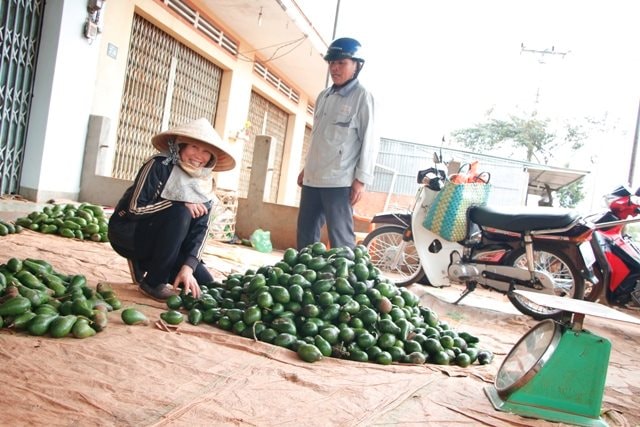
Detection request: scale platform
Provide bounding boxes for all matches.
[514,290,640,326]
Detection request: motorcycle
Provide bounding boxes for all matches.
[587,185,640,307]
[363,162,600,320]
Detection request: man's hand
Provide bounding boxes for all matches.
[185,202,208,218]
[350,179,365,205]
[297,170,304,187]
[172,265,201,298]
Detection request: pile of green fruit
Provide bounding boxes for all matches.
[163,243,494,366]
[0,257,121,338]
[14,203,109,242]
[0,219,23,236]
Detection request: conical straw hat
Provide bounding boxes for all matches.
[151,118,236,172]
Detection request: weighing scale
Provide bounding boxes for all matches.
[484,290,640,426]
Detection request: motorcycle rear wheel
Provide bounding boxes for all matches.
[504,242,585,320]
[362,225,425,287]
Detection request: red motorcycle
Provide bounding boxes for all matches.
[588,185,640,307]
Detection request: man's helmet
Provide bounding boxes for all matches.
[324,37,365,63]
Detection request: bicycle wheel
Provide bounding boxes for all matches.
[362,225,425,287]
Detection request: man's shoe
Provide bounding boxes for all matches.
[127,259,146,285]
[139,281,175,301]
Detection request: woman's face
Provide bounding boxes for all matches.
[178,139,214,168]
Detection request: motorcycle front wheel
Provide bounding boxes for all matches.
[362,225,425,287]
[504,243,585,320]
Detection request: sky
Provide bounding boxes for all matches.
[297,0,640,209]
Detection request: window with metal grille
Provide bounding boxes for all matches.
[238,91,289,202]
[112,14,222,181]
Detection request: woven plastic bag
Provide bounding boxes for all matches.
[422,182,491,242]
[250,228,273,253]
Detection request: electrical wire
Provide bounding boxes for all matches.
[237,35,308,63]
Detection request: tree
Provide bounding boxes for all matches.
[450,110,585,164]
[557,180,585,208]
[450,110,589,207]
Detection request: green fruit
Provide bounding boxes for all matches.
[314,335,332,357]
[273,332,297,349]
[27,313,59,336]
[358,307,378,326]
[353,263,370,281]
[232,320,247,335]
[423,337,444,355]
[375,351,393,365]
[0,296,32,317]
[71,298,94,318]
[297,343,323,363]
[465,347,479,364]
[366,345,383,360]
[377,332,397,350]
[319,325,340,345]
[257,327,278,343]
[477,350,494,365]
[91,310,109,332]
[455,352,472,367]
[310,242,327,256]
[49,315,78,338]
[440,335,455,350]
[11,311,37,330]
[6,258,23,273]
[271,317,297,335]
[299,320,319,337]
[387,345,406,362]
[459,331,480,344]
[431,350,451,365]
[121,308,149,325]
[349,348,369,362]
[242,306,261,325]
[256,290,274,309]
[338,326,356,344]
[404,340,423,355]
[282,248,299,266]
[406,351,427,364]
[288,284,304,303]
[72,317,97,339]
[164,295,182,310]
[160,310,184,325]
[269,286,290,304]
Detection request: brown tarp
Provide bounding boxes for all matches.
[1,231,639,426]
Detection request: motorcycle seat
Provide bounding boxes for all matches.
[468,205,580,232]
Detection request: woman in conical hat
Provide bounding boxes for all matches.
[108,118,236,301]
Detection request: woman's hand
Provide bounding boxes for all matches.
[185,202,208,218]
[172,265,201,298]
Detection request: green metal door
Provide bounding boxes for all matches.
[0,0,45,195]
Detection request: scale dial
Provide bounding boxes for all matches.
[495,319,562,398]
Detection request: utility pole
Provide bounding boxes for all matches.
[629,99,640,187]
[324,0,341,88]
[520,43,570,105]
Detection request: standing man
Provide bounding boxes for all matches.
[297,37,379,250]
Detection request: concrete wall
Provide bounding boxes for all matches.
[234,135,375,250]
[79,115,131,207]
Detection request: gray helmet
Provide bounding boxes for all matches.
[324,37,365,63]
